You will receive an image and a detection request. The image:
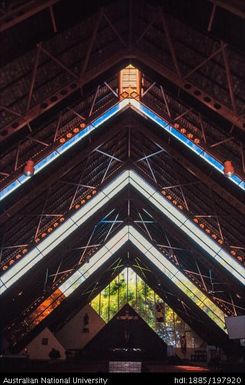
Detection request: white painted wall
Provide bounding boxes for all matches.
[56,304,105,350]
[21,327,66,360]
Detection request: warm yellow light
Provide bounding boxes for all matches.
[119,65,141,100]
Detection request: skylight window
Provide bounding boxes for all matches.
[0,169,243,296]
[0,171,130,295]
[91,267,202,348]
[119,64,141,100]
[129,170,244,284]
[19,226,226,334]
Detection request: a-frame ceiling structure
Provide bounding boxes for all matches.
[0,0,244,356]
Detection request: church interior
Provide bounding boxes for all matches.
[0,0,245,375]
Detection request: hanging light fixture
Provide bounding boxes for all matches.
[24,159,35,176]
[223,160,234,177]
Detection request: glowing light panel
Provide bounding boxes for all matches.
[27,226,226,331]
[0,169,243,296]
[1,99,244,202]
[0,171,130,294]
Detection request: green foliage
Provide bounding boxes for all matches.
[90,268,188,346]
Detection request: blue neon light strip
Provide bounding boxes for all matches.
[129,99,245,190]
[1,98,244,202]
[0,100,128,201]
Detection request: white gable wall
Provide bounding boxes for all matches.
[21,327,66,360]
[56,304,105,350]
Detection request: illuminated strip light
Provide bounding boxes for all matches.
[0,171,130,295]
[59,226,129,297]
[0,99,129,201]
[1,100,244,203]
[129,99,245,191]
[29,226,225,331]
[129,170,245,285]
[25,228,129,329]
[128,226,226,331]
[0,169,243,295]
